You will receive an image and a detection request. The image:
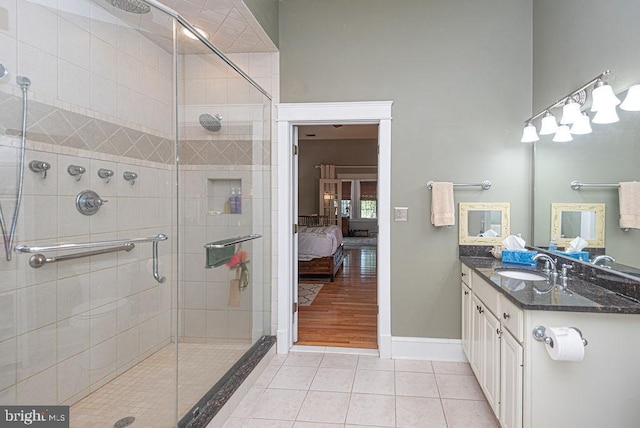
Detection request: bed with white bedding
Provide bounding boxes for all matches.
[298,224,344,281]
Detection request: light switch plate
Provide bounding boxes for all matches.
[394,207,408,222]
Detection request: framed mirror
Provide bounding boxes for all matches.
[459,202,510,244]
[550,203,605,248]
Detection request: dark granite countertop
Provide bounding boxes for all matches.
[460,256,640,314]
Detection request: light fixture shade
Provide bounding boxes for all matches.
[183,26,210,40]
[620,84,640,111]
[570,111,592,135]
[591,81,621,112]
[520,123,539,143]
[552,125,573,142]
[592,105,620,124]
[560,99,582,125]
[539,111,558,135]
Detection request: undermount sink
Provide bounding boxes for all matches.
[495,269,548,281]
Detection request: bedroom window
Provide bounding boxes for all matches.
[359,181,377,219]
[341,180,377,219]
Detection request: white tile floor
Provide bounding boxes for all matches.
[223,350,500,428]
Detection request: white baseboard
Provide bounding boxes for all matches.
[391,336,468,362]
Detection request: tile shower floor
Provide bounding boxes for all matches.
[223,350,499,428]
[70,342,249,428]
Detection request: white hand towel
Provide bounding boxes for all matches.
[430,182,455,227]
[619,182,640,229]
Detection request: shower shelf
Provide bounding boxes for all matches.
[204,234,262,249]
[15,233,168,283]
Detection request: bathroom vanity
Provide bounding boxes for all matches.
[461,257,640,428]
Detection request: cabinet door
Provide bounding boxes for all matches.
[470,294,483,377]
[482,310,501,416]
[461,283,472,360]
[500,331,523,428]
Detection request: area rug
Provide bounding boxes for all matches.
[298,283,323,306]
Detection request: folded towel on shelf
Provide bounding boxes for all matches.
[430,182,455,227]
[619,181,640,229]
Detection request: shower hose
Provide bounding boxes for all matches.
[0,76,30,261]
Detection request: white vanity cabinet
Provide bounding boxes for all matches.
[461,261,640,428]
[462,266,523,428]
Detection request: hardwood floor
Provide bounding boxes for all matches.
[296,246,378,349]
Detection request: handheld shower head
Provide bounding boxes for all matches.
[199,113,222,132]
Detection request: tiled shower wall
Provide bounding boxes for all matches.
[0,0,277,408]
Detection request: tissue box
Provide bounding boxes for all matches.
[555,250,589,262]
[501,250,538,265]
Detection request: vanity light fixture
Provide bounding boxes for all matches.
[620,84,640,111]
[539,111,558,135]
[520,70,618,143]
[592,104,620,124]
[560,97,583,125]
[552,125,573,142]
[570,111,592,135]
[591,79,621,112]
[520,121,539,143]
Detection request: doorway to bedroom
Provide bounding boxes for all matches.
[295,125,379,348]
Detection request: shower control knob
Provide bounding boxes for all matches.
[76,190,108,215]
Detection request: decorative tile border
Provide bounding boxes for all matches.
[0,91,270,166]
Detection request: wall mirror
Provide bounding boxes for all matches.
[459,202,510,245]
[533,86,640,279]
[551,203,605,248]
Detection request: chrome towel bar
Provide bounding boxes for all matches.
[426,180,491,190]
[570,181,620,190]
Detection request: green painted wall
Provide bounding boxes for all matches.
[279,0,533,339]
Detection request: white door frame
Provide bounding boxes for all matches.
[276,101,393,358]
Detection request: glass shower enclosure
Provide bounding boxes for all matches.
[0,0,272,426]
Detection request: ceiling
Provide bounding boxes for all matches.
[155,0,277,53]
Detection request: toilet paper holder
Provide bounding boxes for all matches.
[532,325,588,347]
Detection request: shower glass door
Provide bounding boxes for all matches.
[175,19,272,425]
[0,0,271,427]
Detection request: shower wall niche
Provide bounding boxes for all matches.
[207,178,243,215]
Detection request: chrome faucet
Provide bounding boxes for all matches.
[591,254,615,266]
[532,253,557,277]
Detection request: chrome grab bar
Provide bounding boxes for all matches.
[29,243,134,268]
[426,180,492,190]
[16,234,168,283]
[204,234,262,249]
[15,234,167,253]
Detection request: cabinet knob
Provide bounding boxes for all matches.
[478,307,484,314]
[461,272,467,277]
[496,328,502,336]
[464,290,469,295]
[503,313,510,320]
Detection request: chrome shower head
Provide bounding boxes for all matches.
[105,0,151,14]
[199,113,222,132]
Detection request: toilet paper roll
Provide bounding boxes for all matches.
[545,327,585,362]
